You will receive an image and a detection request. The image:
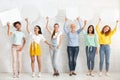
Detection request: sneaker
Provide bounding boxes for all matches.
[32,72,35,77]
[17,74,20,78]
[99,72,102,77]
[106,72,110,76]
[38,72,41,77]
[13,74,16,78]
[86,72,90,76]
[90,73,94,77]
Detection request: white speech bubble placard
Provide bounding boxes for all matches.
[66,6,79,20]
[0,8,21,26]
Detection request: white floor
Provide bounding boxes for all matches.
[0,72,120,80]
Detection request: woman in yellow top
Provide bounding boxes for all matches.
[96,18,119,76]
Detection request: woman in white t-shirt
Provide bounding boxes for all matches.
[25,18,52,77]
[46,17,62,76]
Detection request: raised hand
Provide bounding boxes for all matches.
[84,20,87,25]
[98,18,101,22]
[46,16,49,22]
[116,20,119,23]
[65,17,68,22]
[77,17,80,22]
[7,22,10,27]
[25,18,28,23]
[83,20,87,29]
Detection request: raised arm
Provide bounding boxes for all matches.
[25,18,30,34]
[76,17,83,34]
[7,22,13,36]
[46,17,52,34]
[96,18,101,35]
[110,20,119,36]
[63,17,69,34]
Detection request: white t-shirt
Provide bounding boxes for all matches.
[30,32,46,44]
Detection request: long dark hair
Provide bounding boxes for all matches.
[87,25,94,34]
[51,23,59,38]
[36,25,42,34]
[101,25,111,36]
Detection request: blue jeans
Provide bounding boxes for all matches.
[99,45,110,71]
[86,46,96,70]
[49,46,59,71]
[67,46,79,71]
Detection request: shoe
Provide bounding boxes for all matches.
[17,74,20,78]
[86,72,90,76]
[56,73,60,76]
[69,73,72,76]
[106,72,110,76]
[32,72,35,77]
[72,72,77,75]
[13,74,16,78]
[90,73,94,77]
[53,73,56,76]
[38,72,41,77]
[99,72,102,77]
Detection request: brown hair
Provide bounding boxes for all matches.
[101,25,111,36]
[51,23,59,38]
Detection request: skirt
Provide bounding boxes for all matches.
[30,42,41,56]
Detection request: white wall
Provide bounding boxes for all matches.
[0,0,120,73]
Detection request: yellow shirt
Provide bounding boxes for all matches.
[96,25,117,44]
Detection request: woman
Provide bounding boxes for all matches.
[7,21,26,78]
[46,17,62,76]
[64,17,83,76]
[82,20,98,76]
[25,18,52,77]
[96,18,119,76]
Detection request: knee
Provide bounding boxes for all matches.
[31,59,35,63]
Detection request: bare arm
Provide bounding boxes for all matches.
[44,40,52,49]
[96,18,101,35]
[83,20,87,30]
[58,34,62,48]
[46,17,52,33]
[76,17,83,34]
[18,37,26,51]
[7,22,13,36]
[111,20,119,35]
[25,18,30,34]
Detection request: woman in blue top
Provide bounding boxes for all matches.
[64,17,83,76]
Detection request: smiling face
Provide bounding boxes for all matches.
[101,25,111,35]
[34,26,39,34]
[70,23,76,32]
[13,22,21,30]
[54,24,59,32]
[88,26,93,33]
[103,26,110,33]
[15,24,21,30]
